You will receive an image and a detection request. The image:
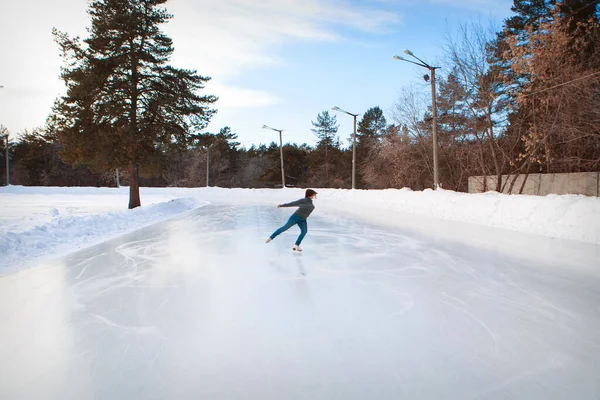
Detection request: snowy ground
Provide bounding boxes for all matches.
[1,185,599,274]
[1,186,599,398]
[1,202,599,399]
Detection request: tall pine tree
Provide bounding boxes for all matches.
[49,0,217,208]
[356,106,386,188]
[311,110,339,186]
[357,107,386,144]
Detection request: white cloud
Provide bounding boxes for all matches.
[165,0,402,79]
[157,0,403,120]
[211,84,280,110]
[0,0,402,135]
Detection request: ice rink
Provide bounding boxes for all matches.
[1,205,599,399]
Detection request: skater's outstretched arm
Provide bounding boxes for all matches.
[278,199,302,208]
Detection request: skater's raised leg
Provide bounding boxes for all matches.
[269,215,302,241]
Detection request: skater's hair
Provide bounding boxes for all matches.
[305,189,317,198]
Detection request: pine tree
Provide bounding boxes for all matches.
[490,0,556,105]
[356,106,386,188]
[504,0,555,37]
[311,111,339,148]
[49,0,217,208]
[357,107,387,140]
[504,4,600,173]
[310,110,339,186]
[201,127,240,187]
[494,0,600,174]
[493,0,598,97]
[555,0,599,58]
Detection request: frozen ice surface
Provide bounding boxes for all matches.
[1,205,599,399]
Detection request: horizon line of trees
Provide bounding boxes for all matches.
[1,0,598,200]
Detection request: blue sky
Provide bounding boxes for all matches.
[0,0,513,148]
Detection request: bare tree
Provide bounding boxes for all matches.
[360,86,435,190]
[444,20,512,191]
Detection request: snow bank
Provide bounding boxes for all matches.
[0,186,180,234]
[0,186,203,274]
[1,185,599,274]
[153,186,599,244]
[322,188,600,244]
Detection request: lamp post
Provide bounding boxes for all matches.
[393,50,440,189]
[332,106,359,189]
[205,143,214,187]
[206,147,210,187]
[3,134,9,186]
[262,125,286,188]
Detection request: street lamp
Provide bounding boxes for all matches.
[332,106,359,189]
[393,50,441,189]
[3,134,9,186]
[262,125,286,188]
[204,143,214,187]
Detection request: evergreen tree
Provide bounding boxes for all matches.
[434,73,479,191]
[555,0,600,57]
[202,127,240,187]
[280,143,309,187]
[494,0,600,174]
[310,110,339,186]
[311,111,339,147]
[504,0,555,37]
[504,4,600,173]
[49,0,217,208]
[491,0,556,105]
[356,106,386,188]
[493,0,598,96]
[357,107,387,140]
[257,142,286,187]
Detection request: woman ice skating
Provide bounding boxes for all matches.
[266,189,317,252]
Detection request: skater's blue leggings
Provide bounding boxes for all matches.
[270,214,308,245]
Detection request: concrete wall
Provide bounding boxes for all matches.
[468,172,600,196]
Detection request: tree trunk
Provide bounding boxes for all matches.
[128,38,140,210]
[485,112,502,192]
[477,141,488,192]
[128,165,141,209]
[507,173,520,194]
[325,144,329,187]
[518,172,530,195]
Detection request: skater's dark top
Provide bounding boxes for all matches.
[279,198,315,219]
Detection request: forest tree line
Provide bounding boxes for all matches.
[1,0,598,195]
